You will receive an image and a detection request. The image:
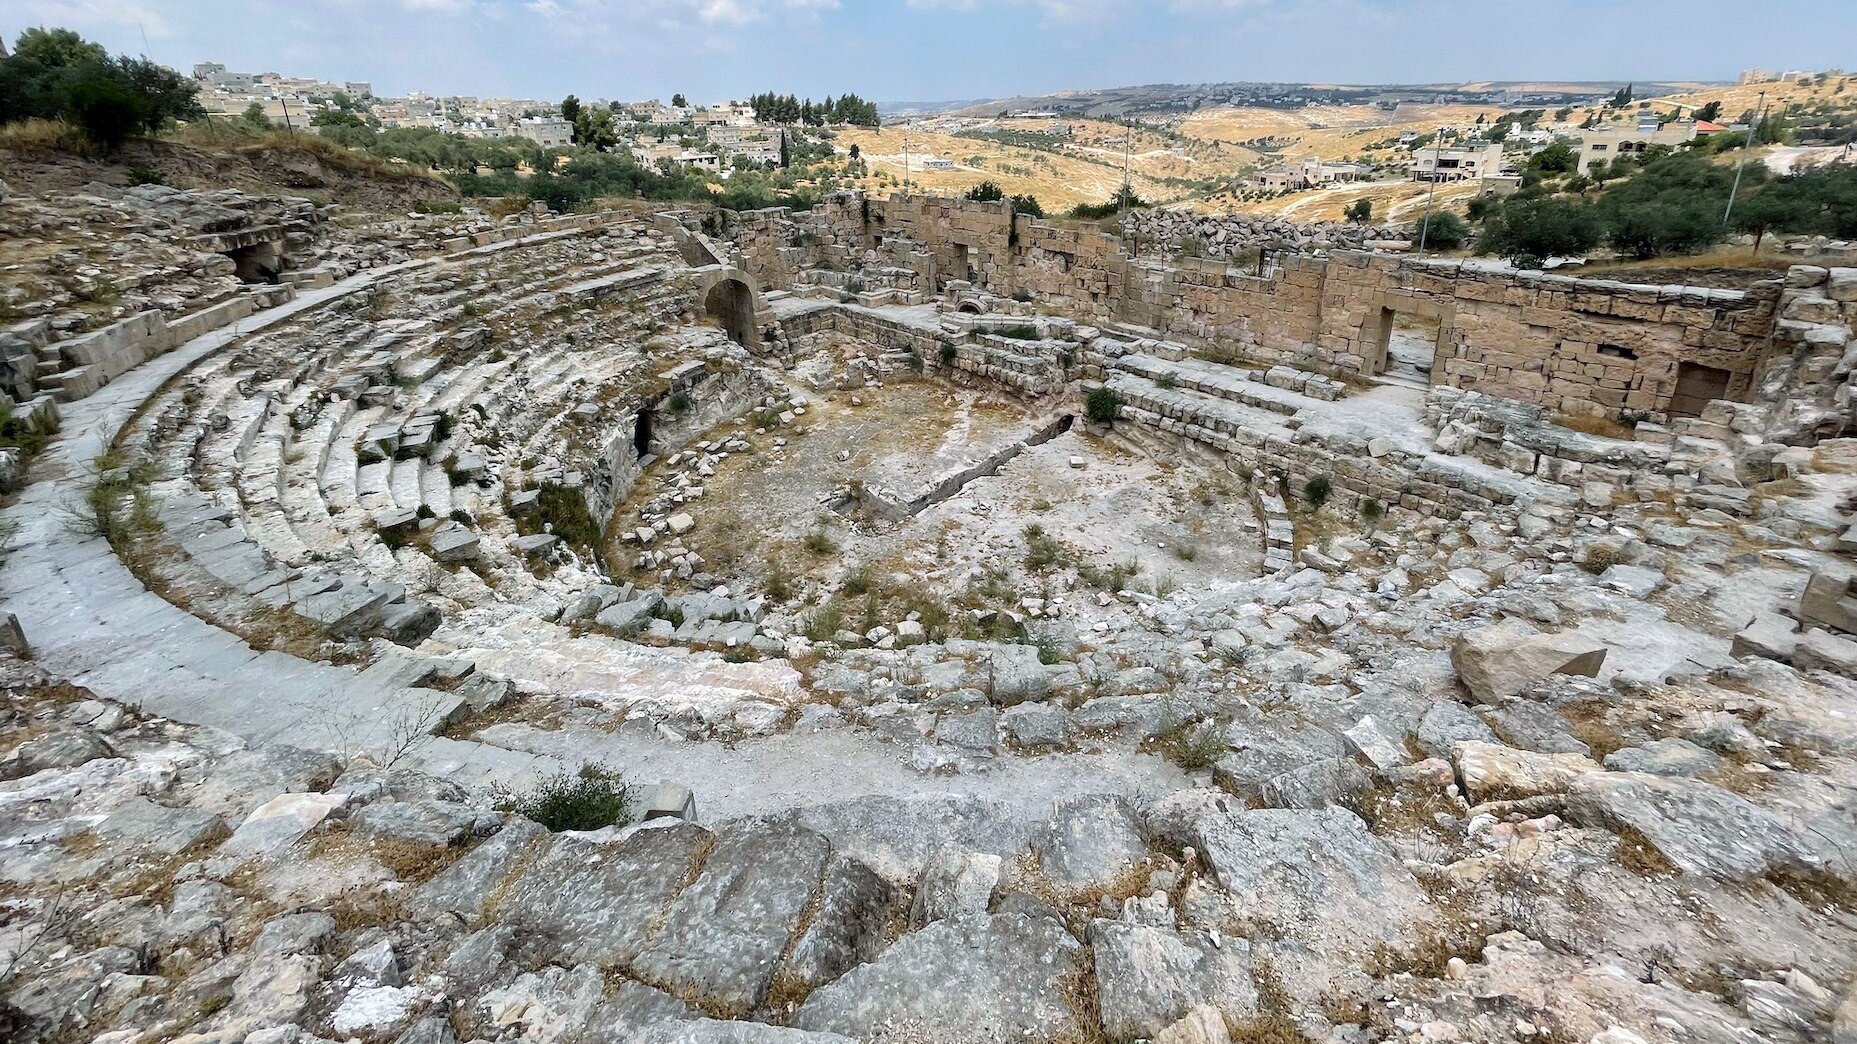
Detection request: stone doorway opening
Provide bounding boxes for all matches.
[634,409,654,459]
[1670,362,1733,418]
[1371,306,1440,385]
[225,240,284,284]
[703,277,759,351]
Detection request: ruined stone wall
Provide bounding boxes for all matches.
[747,194,1792,419]
[1746,265,1857,444]
[781,305,1071,398]
[1311,254,1781,418]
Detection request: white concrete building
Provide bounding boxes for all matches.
[1412,142,1504,183]
[516,117,574,149]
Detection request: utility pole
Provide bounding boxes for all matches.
[280,95,295,133]
[1120,118,1133,220]
[902,129,910,193]
[1723,91,1766,227]
[1417,126,1444,256]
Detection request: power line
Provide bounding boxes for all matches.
[1723,90,1766,227]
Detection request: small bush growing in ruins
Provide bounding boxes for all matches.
[998,325,1040,340]
[1580,543,1622,575]
[1304,475,1333,509]
[803,528,838,556]
[1155,372,1177,391]
[841,565,874,596]
[1084,387,1122,425]
[1029,632,1063,666]
[1165,721,1227,771]
[1023,524,1063,571]
[939,343,958,365]
[906,347,924,373]
[67,451,163,550]
[1173,541,1198,562]
[800,603,845,642]
[524,482,601,552]
[512,766,631,832]
[1078,558,1138,592]
[1361,499,1385,527]
[763,563,794,602]
[669,391,693,414]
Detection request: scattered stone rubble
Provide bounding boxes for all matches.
[1124,208,1417,259]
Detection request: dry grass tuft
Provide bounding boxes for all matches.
[0,119,91,154]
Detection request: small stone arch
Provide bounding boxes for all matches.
[956,300,985,315]
[696,267,766,352]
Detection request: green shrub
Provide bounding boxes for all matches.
[1361,499,1385,526]
[801,602,845,641]
[1414,211,1469,251]
[1084,387,1123,425]
[1304,475,1332,509]
[803,528,837,556]
[669,390,693,414]
[939,343,958,365]
[1023,523,1062,571]
[513,768,631,832]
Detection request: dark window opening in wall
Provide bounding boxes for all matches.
[1597,343,1638,360]
[1669,362,1733,418]
[873,235,883,247]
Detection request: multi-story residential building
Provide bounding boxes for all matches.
[1411,141,1505,182]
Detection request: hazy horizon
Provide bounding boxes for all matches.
[8,0,1851,104]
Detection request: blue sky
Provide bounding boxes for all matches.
[9,0,1852,103]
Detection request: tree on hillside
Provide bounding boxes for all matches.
[238,102,271,131]
[0,28,201,149]
[65,77,151,151]
[560,94,581,129]
[12,27,107,68]
[1344,198,1373,223]
[1694,100,1723,123]
[964,180,1005,202]
[1527,141,1580,175]
[1414,211,1469,250]
[1008,194,1044,218]
[1478,195,1603,260]
[1610,84,1634,108]
[671,93,688,108]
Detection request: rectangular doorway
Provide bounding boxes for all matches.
[1372,307,1439,384]
[1669,362,1732,418]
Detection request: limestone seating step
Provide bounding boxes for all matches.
[1112,354,1325,417]
[1103,373,1297,442]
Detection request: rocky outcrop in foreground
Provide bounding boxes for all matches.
[3,642,1854,1044]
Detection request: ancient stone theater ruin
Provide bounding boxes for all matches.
[3,182,1856,1044]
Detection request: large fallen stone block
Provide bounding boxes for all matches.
[1088,920,1258,1041]
[1731,613,1798,662]
[1450,618,1607,704]
[1452,740,1599,803]
[793,911,1086,1043]
[631,820,833,1016]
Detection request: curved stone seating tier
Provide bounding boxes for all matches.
[85,215,730,660]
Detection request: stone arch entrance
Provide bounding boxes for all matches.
[956,300,984,315]
[697,267,765,352]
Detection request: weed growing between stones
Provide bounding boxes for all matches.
[1084,387,1122,425]
[510,765,632,832]
[1303,475,1332,509]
